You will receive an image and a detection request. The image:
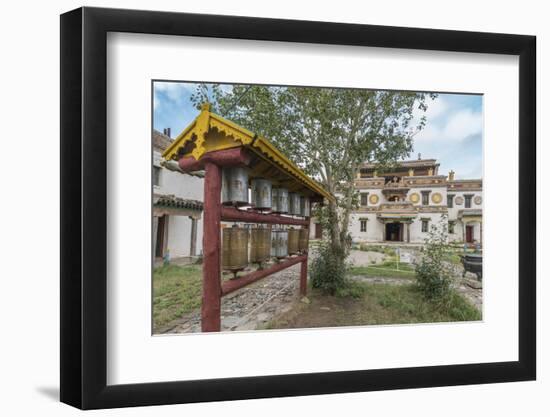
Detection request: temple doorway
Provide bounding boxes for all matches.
[465,225,474,243]
[385,222,403,242]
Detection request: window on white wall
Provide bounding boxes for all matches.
[360,220,367,233]
[153,166,161,187]
[360,193,369,206]
[421,219,429,233]
[421,191,430,206]
[447,194,454,208]
[465,194,473,208]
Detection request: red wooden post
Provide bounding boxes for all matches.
[201,161,222,332]
[300,258,308,296]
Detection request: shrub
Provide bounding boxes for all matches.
[415,217,453,300]
[310,241,349,295]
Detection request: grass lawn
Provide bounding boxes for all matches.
[263,282,481,330]
[153,264,202,332]
[349,260,415,279]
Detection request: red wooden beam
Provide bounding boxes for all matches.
[178,148,252,172]
[221,206,309,226]
[221,255,307,296]
[201,161,222,332]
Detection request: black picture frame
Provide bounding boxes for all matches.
[60,6,536,410]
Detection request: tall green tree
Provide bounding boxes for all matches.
[191,84,434,261]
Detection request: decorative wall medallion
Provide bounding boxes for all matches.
[409,192,420,204]
[455,196,464,205]
[369,194,379,205]
[431,192,442,204]
[474,195,482,205]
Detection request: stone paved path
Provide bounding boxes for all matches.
[160,263,302,334]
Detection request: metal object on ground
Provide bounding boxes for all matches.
[288,192,301,215]
[288,228,300,254]
[275,188,289,214]
[250,226,271,264]
[251,178,272,210]
[221,166,249,206]
[271,229,288,258]
[298,228,309,252]
[460,253,482,281]
[222,225,249,277]
[300,196,311,217]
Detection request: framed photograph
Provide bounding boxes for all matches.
[60,6,536,409]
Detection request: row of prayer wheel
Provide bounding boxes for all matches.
[221,225,309,274]
[221,166,311,217]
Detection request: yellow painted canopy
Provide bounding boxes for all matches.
[162,104,334,202]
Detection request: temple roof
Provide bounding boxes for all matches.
[361,158,439,170]
[162,104,334,202]
[154,194,204,211]
[153,129,172,152]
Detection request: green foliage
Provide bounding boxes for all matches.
[190,82,437,290]
[310,241,349,295]
[415,217,453,300]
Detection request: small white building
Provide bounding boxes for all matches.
[348,157,482,245]
[152,130,205,261]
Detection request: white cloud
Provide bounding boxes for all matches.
[415,107,482,143]
[413,96,448,121]
[154,82,193,102]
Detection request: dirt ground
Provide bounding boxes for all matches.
[157,248,482,334]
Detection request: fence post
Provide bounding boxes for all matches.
[201,161,222,332]
[300,258,308,296]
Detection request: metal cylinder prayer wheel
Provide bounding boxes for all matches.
[288,192,301,215]
[250,226,271,263]
[271,229,288,258]
[222,225,249,274]
[221,166,249,206]
[300,196,311,217]
[271,188,279,212]
[287,228,300,254]
[251,178,272,210]
[298,228,309,252]
[275,188,289,214]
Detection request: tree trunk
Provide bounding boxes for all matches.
[327,199,342,254]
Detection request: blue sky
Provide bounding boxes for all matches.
[154,82,482,179]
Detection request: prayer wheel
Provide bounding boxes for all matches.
[271,188,279,212]
[287,228,300,255]
[271,229,288,258]
[222,225,249,277]
[221,166,249,206]
[249,226,271,264]
[298,228,309,252]
[288,192,301,215]
[251,178,272,210]
[274,188,289,214]
[300,196,311,217]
